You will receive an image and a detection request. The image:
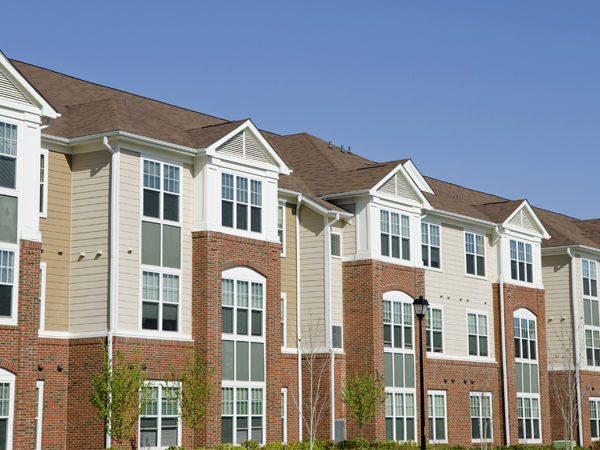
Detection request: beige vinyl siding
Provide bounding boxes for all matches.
[117,150,140,331]
[69,151,111,332]
[181,163,194,335]
[299,206,325,346]
[543,253,574,361]
[40,150,72,332]
[423,223,495,358]
[281,204,297,347]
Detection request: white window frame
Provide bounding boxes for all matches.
[221,386,265,445]
[380,209,411,261]
[281,293,286,349]
[510,239,533,283]
[39,149,48,218]
[35,380,44,450]
[465,231,486,278]
[427,390,448,443]
[0,119,19,195]
[583,259,600,367]
[331,232,341,258]
[0,369,15,450]
[139,269,182,334]
[421,222,441,269]
[281,388,287,443]
[467,311,489,358]
[590,397,600,441]
[332,324,343,349]
[425,305,444,354]
[0,246,19,326]
[470,391,492,443]
[221,172,263,234]
[385,390,416,442]
[39,262,46,332]
[139,381,181,450]
[278,202,286,257]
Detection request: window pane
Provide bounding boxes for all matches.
[384,353,393,387]
[222,174,234,200]
[404,354,415,388]
[394,354,404,387]
[237,203,248,230]
[163,193,179,222]
[381,234,389,257]
[144,160,161,189]
[402,238,410,260]
[0,194,18,244]
[250,180,262,206]
[222,279,234,306]
[142,272,160,300]
[391,213,400,236]
[222,341,234,380]
[431,247,440,268]
[466,254,475,275]
[222,201,233,227]
[0,156,16,190]
[143,189,160,218]
[237,309,248,335]
[141,221,161,266]
[163,165,180,194]
[222,417,233,443]
[162,304,178,331]
[142,302,158,330]
[380,210,389,233]
[162,225,181,269]
[236,342,249,381]
[251,343,264,381]
[391,236,400,258]
[251,310,262,336]
[251,206,261,233]
[0,285,12,317]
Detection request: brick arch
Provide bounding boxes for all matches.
[220,259,268,278]
[0,358,17,375]
[382,284,417,298]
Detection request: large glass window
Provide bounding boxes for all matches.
[421,223,440,268]
[584,260,600,367]
[221,387,264,444]
[140,384,179,449]
[0,195,18,244]
[381,210,410,260]
[222,173,262,233]
[468,313,488,357]
[510,240,533,283]
[425,307,443,353]
[0,250,15,318]
[470,392,492,442]
[428,391,447,442]
[590,398,600,440]
[278,204,285,255]
[385,392,415,442]
[0,370,15,450]
[142,272,179,332]
[0,122,17,190]
[465,232,485,277]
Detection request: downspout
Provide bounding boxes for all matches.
[40,119,53,130]
[325,213,340,440]
[296,195,303,440]
[495,226,510,445]
[103,136,119,449]
[567,248,583,446]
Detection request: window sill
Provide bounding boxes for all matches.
[423,265,442,272]
[465,273,488,281]
[0,316,17,327]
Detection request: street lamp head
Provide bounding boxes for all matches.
[413,295,429,319]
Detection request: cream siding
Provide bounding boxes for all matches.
[40,150,72,332]
[69,151,111,332]
[281,204,297,347]
[423,223,495,358]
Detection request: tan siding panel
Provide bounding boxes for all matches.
[281,204,297,347]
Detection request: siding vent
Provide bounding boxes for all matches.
[377,173,417,201]
[0,70,30,105]
[217,130,272,164]
[509,209,536,231]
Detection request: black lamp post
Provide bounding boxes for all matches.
[413,295,429,450]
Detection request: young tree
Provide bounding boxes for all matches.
[340,358,386,450]
[164,346,215,450]
[90,342,152,449]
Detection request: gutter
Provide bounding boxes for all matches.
[325,213,340,440]
[567,248,583,446]
[278,188,353,220]
[296,194,303,440]
[495,226,510,445]
[103,136,119,450]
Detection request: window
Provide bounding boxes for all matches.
[0,250,15,319]
[468,313,488,357]
[140,384,179,449]
[385,392,415,441]
[584,260,598,297]
[39,262,46,331]
[0,195,18,244]
[470,392,492,442]
[514,311,541,442]
[332,325,342,349]
[381,210,410,260]
[421,223,440,268]
[34,381,44,450]
[142,272,179,332]
[222,173,262,233]
[383,299,413,350]
[584,260,600,366]
[334,420,345,442]
[590,398,600,440]
[331,233,341,257]
[221,387,264,444]
[425,307,443,353]
[510,240,533,283]
[281,388,287,443]
[0,370,15,450]
[281,294,286,347]
[39,151,48,216]
[278,204,285,255]
[428,391,447,442]
[0,121,17,190]
[465,232,485,277]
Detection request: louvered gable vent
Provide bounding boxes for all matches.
[377,173,417,201]
[216,130,272,164]
[509,209,536,231]
[0,70,30,105]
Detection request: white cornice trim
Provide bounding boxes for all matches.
[278,188,353,219]
[542,244,600,257]
[428,209,497,228]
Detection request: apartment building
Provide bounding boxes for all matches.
[0,50,599,449]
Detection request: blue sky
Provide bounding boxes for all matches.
[2,1,598,219]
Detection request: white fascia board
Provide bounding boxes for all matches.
[0,54,59,119]
[428,208,497,229]
[278,188,353,220]
[542,245,600,258]
[503,200,551,240]
[204,119,291,175]
[403,159,434,194]
[370,161,432,209]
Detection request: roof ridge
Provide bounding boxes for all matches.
[424,175,509,202]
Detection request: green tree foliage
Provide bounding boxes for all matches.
[340,360,386,450]
[90,341,152,449]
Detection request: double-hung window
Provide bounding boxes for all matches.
[222,173,262,233]
[34,381,44,450]
[140,384,179,449]
[0,370,15,450]
[590,398,600,440]
[465,232,485,277]
[331,233,341,257]
[141,160,182,332]
[381,210,410,260]
[514,311,541,442]
[468,313,488,357]
[470,392,492,441]
[278,204,285,255]
[0,121,17,190]
[383,292,415,442]
[510,240,533,283]
[583,260,600,366]
[428,391,447,443]
[421,223,440,268]
[0,250,15,319]
[39,150,48,216]
[222,269,266,444]
[425,307,443,353]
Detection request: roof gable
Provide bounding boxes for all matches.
[372,162,431,208]
[504,201,550,239]
[403,160,434,194]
